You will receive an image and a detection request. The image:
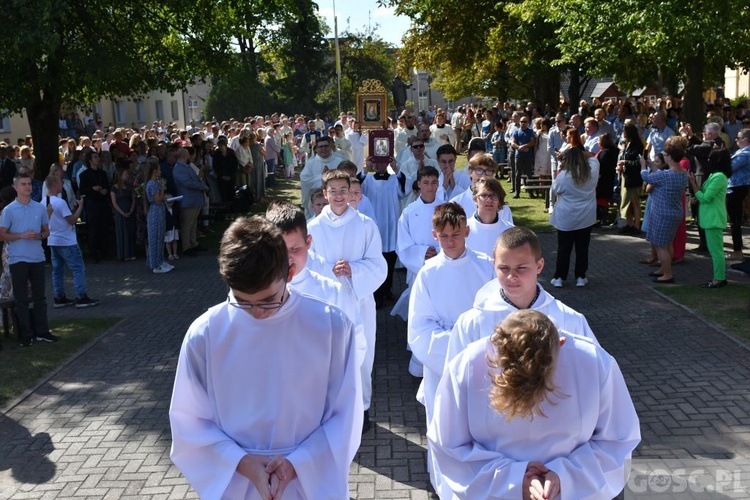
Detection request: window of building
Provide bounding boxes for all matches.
[136,101,146,123]
[170,100,179,120]
[155,100,164,121]
[115,101,126,124]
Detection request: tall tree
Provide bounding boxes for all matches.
[316,27,396,114]
[542,0,750,127]
[0,0,223,178]
[385,0,560,108]
[263,0,330,115]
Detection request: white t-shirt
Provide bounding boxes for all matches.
[47,196,78,247]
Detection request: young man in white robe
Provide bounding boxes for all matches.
[430,310,640,499]
[446,226,599,367]
[266,200,366,368]
[435,144,471,201]
[299,137,343,217]
[391,166,441,373]
[357,154,410,308]
[337,161,376,224]
[465,177,515,257]
[449,153,514,226]
[344,119,368,172]
[307,169,387,434]
[169,216,362,499]
[407,202,495,488]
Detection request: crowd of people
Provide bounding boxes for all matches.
[1,93,748,497]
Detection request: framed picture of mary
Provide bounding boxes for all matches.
[357,93,388,131]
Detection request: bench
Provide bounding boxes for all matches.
[521,176,552,199]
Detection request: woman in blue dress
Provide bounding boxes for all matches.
[639,137,688,284]
[145,157,172,274]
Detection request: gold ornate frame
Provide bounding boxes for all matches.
[356,79,388,131]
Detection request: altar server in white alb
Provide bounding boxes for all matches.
[299,136,343,217]
[408,202,495,423]
[169,216,362,500]
[430,310,640,499]
[450,153,514,226]
[391,165,442,322]
[266,200,366,367]
[358,154,410,308]
[446,226,598,367]
[308,169,387,433]
[465,177,515,257]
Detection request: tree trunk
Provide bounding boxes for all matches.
[533,68,560,111]
[27,95,62,181]
[681,49,705,131]
[568,63,581,108]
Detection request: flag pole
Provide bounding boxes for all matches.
[334,0,342,114]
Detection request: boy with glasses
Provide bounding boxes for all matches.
[170,216,363,499]
[308,169,387,433]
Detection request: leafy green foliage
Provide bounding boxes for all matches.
[316,27,397,114]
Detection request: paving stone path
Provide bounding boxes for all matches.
[0,226,748,499]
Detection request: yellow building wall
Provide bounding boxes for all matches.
[0,81,211,142]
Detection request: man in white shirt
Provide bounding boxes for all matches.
[583,117,602,154]
[450,107,465,151]
[170,216,362,499]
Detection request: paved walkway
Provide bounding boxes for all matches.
[0,226,749,499]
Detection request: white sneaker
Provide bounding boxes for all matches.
[153,264,173,274]
[163,262,175,270]
[576,277,588,287]
[550,277,563,288]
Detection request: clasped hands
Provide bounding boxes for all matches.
[523,461,561,500]
[238,454,297,500]
[333,259,352,278]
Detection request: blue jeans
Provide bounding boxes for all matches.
[50,244,87,298]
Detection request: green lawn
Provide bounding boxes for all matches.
[0,316,121,408]
[656,284,750,340]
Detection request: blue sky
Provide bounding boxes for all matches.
[316,0,412,47]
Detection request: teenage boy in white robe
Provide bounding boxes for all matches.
[408,201,495,420]
[300,137,343,218]
[430,310,640,499]
[308,169,387,434]
[358,154,410,308]
[398,136,439,208]
[465,177,515,257]
[266,200,366,368]
[337,161,376,223]
[450,153,514,226]
[446,226,599,368]
[435,144,471,201]
[391,165,441,374]
[170,216,362,500]
[395,166,442,289]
